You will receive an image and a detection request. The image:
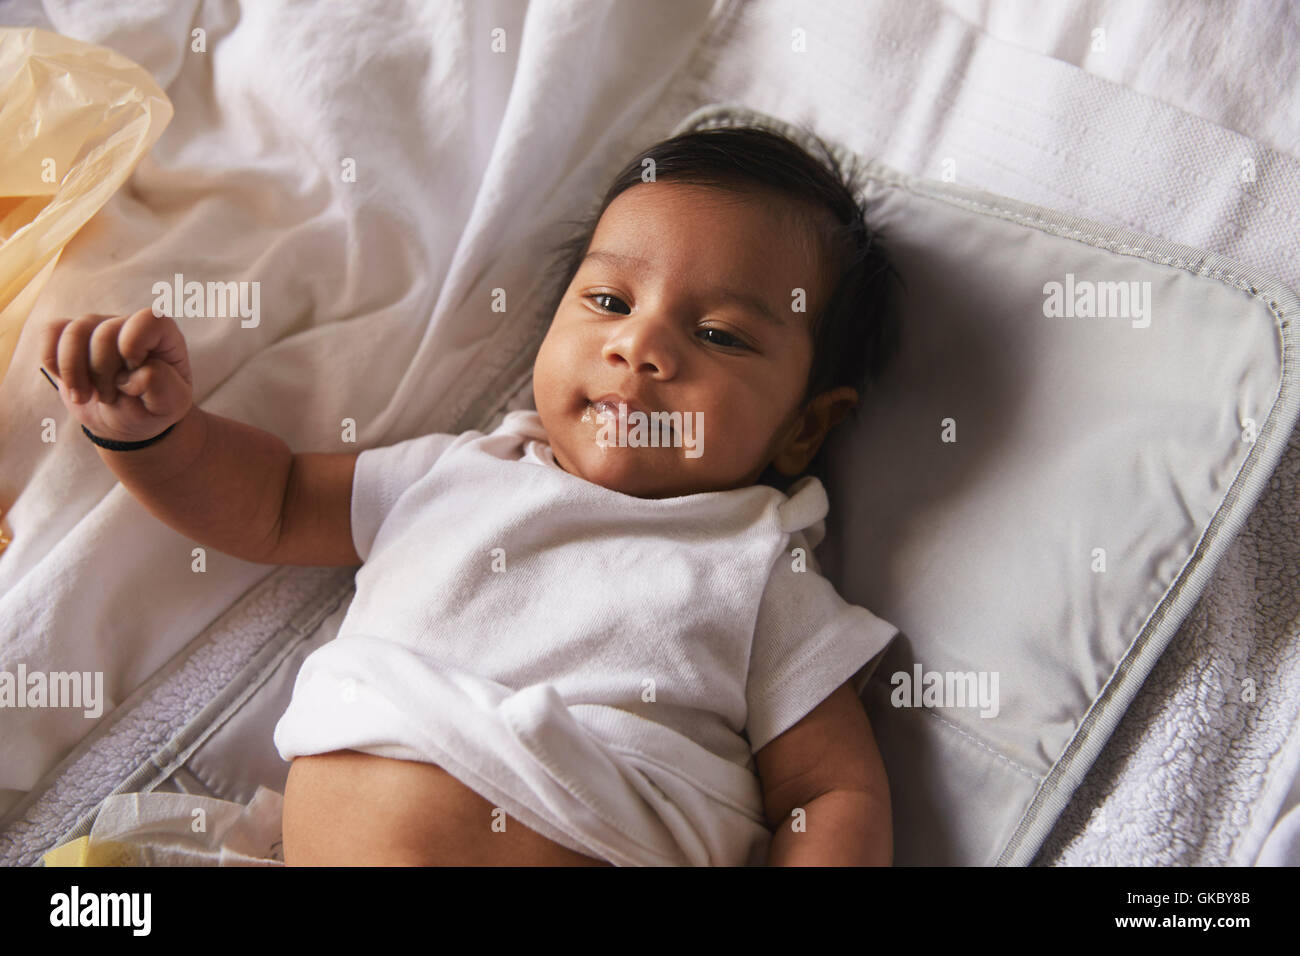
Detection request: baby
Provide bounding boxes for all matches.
[40,124,904,866]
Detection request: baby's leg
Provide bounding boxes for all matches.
[282,750,611,866]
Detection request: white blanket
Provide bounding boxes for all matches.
[2,0,1298,865]
[0,0,723,818]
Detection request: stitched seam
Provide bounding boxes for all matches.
[696,27,1298,226]
[948,134,1171,237]
[918,707,1041,782]
[812,26,1299,227]
[863,677,1041,783]
[949,87,1300,230]
[911,190,1290,322]
[948,131,1268,249]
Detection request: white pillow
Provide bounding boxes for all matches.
[679,105,1300,865]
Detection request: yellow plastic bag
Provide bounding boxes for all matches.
[0,27,172,385]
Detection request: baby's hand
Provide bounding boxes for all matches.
[40,308,194,443]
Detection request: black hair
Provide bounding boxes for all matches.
[538,123,905,489]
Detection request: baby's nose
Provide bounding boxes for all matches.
[601,316,678,377]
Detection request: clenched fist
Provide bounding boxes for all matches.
[41,308,194,444]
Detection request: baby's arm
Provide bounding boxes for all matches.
[753,680,892,866]
[42,310,361,566]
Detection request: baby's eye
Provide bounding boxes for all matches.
[589,293,631,314]
[698,327,749,350]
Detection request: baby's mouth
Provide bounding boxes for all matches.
[582,399,677,439]
[582,400,626,431]
[583,396,631,421]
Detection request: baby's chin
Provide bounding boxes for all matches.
[555,444,710,499]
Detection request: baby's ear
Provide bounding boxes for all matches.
[823,386,859,429]
[770,387,859,476]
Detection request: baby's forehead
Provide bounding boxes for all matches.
[599,182,840,288]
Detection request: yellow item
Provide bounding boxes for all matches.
[43,835,141,867]
[0,27,172,385]
[41,788,285,867]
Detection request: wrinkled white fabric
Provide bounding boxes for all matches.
[0,0,725,818]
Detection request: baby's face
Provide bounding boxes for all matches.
[533,181,838,498]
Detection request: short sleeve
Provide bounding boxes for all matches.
[744,533,901,753]
[350,431,460,561]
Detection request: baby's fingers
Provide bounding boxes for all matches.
[51,314,115,404]
[89,315,131,405]
[118,308,191,388]
[39,318,76,397]
[114,358,190,416]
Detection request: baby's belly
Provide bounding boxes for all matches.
[282,750,612,866]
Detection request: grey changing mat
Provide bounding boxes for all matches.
[4,104,1296,867]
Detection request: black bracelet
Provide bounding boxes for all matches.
[40,365,178,451]
[81,422,176,451]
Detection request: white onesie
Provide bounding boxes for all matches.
[273,409,900,866]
